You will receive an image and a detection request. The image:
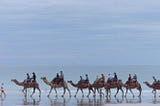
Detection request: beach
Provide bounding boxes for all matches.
[0,89,160,106]
[0,65,159,105]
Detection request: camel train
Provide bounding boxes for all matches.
[11,72,160,98]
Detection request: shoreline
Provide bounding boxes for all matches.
[1,91,160,106]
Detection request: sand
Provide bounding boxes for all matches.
[0,90,160,106]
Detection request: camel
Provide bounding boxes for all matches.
[67,80,94,97]
[104,80,124,97]
[144,81,160,98]
[91,81,105,97]
[124,80,142,97]
[11,79,41,97]
[41,77,71,97]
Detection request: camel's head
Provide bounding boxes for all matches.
[143,81,149,84]
[11,79,16,82]
[41,77,46,80]
[67,80,72,83]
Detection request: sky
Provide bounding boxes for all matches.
[0,0,160,66]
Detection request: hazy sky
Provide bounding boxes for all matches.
[1,0,160,66]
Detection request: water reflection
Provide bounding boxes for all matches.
[23,97,41,105]
[49,97,71,106]
[106,96,124,104]
[125,97,141,104]
[152,98,160,104]
[76,96,105,106]
[0,96,5,106]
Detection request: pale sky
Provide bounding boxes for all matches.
[0,0,160,66]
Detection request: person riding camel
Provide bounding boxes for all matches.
[78,76,84,84]
[85,74,89,83]
[57,71,64,85]
[31,72,36,82]
[99,74,105,84]
[114,72,118,82]
[24,73,31,84]
[107,73,113,83]
[52,73,60,84]
[133,74,137,82]
[94,75,99,83]
[153,76,158,85]
[127,74,132,84]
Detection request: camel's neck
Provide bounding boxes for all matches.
[144,82,153,88]
[42,78,52,86]
[69,82,77,87]
[12,80,23,86]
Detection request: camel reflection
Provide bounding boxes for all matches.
[125,97,141,104]
[152,98,160,104]
[23,97,41,105]
[49,97,71,106]
[76,97,105,106]
[106,96,124,104]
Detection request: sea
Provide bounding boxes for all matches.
[1,65,160,106]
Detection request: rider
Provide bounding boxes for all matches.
[128,74,132,82]
[107,74,113,83]
[58,71,64,84]
[99,74,105,83]
[114,72,118,82]
[60,71,64,80]
[153,76,157,85]
[85,74,89,83]
[78,76,83,83]
[31,72,36,82]
[25,73,30,83]
[133,74,137,82]
[52,73,59,84]
[94,75,99,83]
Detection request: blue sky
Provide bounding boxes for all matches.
[1,0,160,66]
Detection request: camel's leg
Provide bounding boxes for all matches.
[74,88,79,97]
[100,88,104,97]
[87,87,94,97]
[91,87,95,94]
[54,88,58,97]
[48,87,53,97]
[115,88,119,97]
[80,89,84,97]
[106,89,109,97]
[66,87,71,97]
[120,88,124,97]
[138,86,142,97]
[22,88,27,97]
[37,87,41,97]
[125,89,128,97]
[62,88,66,97]
[153,90,156,98]
[87,88,90,98]
[93,88,96,97]
[109,89,111,97]
[129,89,134,97]
[22,89,25,95]
[30,88,36,97]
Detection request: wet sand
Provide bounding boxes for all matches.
[1,90,160,106]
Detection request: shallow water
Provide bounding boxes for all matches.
[1,65,160,105]
[1,91,160,106]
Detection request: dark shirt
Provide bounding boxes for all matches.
[32,73,36,82]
